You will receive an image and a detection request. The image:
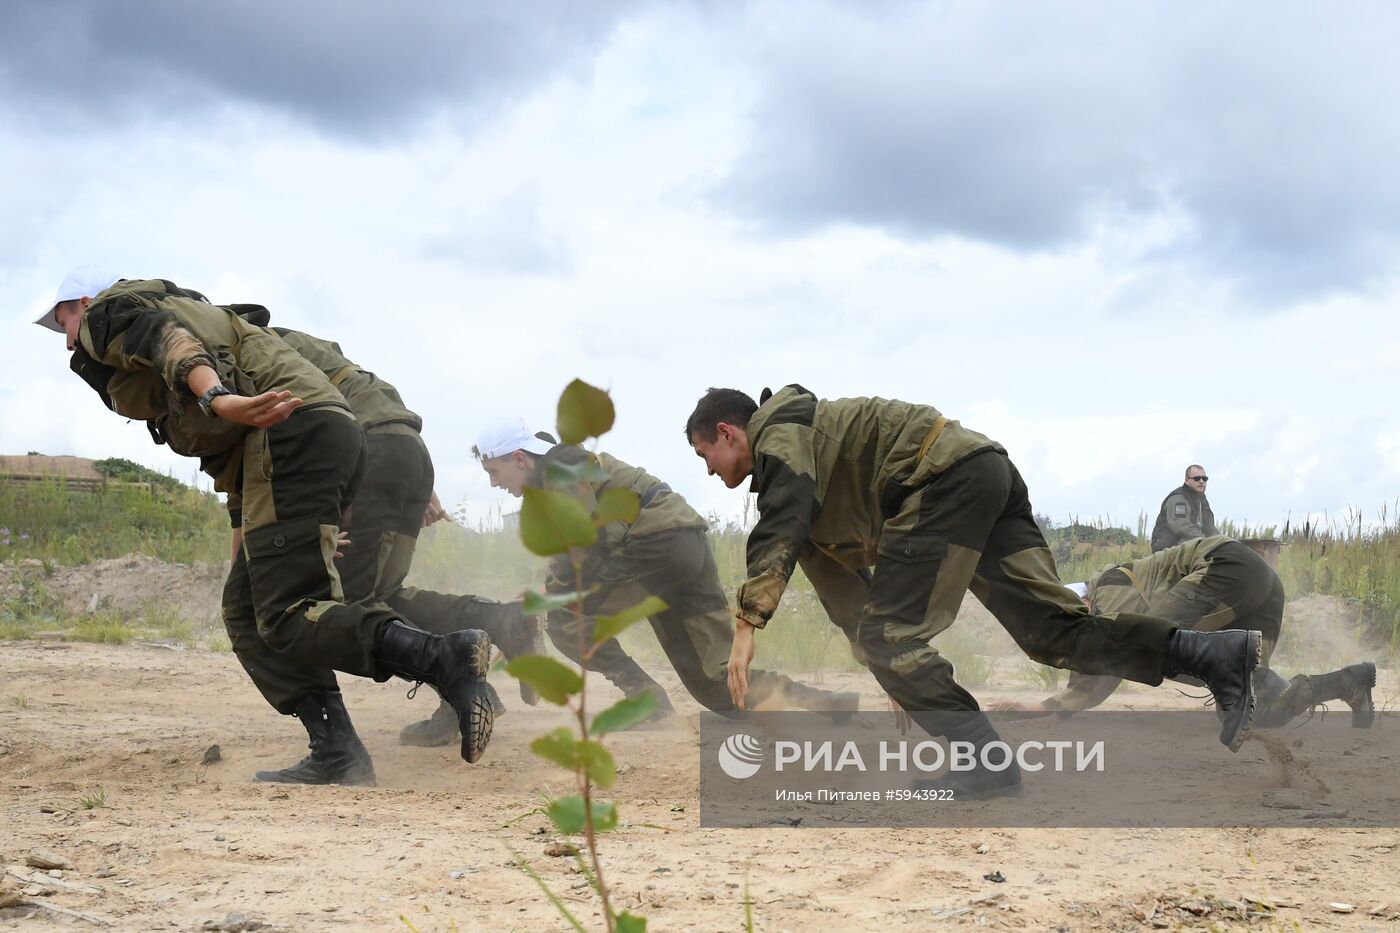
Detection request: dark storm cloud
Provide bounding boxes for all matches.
[0,0,638,137]
[721,1,1400,299]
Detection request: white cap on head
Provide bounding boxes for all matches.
[1066,581,1090,599]
[474,416,554,460]
[34,266,121,332]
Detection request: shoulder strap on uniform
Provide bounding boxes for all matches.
[328,365,359,387]
[917,415,949,461]
[1116,565,1149,600]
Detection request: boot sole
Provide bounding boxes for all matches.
[1220,630,1262,753]
[459,685,494,763]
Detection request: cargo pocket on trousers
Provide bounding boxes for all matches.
[243,517,344,608]
[870,532,949,625]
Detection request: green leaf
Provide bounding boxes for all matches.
[590,693,658,736]
[546,796,619,835]
[522,589,587,614]
[547,795,586,834]
[577,739,617,788]
[543,457,608,488]
[594,487,640,526]
[529,728,578,770]
[616,912,647,933]
[520,487,598,556]
[556,379,615,445]
[592,596,668,645]
[505,655,583,705]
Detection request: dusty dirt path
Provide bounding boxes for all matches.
[2,641,1397,932]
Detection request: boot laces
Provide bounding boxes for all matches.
[405,681,424,701]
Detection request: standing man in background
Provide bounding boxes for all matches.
[1151,464,1217,552]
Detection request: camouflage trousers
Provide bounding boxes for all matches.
[222,408,399,713]
[801,450,1178,713]
[224,423,517,712]
[1057,540,1283,711]
[549,526,818,713]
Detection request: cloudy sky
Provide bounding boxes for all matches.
[2,0,1397,535]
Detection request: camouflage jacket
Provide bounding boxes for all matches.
[273,329,422,435]
[1150,484,1217,552]
[737,384,1002,629]
[71,278,348,495]
[533,444,707,587]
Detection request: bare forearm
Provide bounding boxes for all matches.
[185,364,221,398]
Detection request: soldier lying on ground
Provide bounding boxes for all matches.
[685,385,1266,799]
[36,269,496,776]
[1017,536,1375,727]
[416,416,861,740]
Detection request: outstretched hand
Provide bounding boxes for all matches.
[211,390,302,427]
[887,693,912,736]
[727,619,757,710]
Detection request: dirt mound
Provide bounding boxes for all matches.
[0,454,104,481]
[0,555,225,629]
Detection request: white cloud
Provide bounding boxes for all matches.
[1,2,1396,543]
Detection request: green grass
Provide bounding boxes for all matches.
[76,786,107,810]
[7,470,1400,657]
[0,474,229,565]
[71,615,133,644]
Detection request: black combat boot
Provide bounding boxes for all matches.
[1307,662,1377,728]
[913,711,1023,800]
[255,692,376,786]
[1162,628,1261,751]
[400,683,508,747]
[376,620,494,763]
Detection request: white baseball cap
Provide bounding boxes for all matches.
[474,416,554,460]
[34,266,121,332]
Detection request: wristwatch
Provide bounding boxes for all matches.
[198,384,233,418]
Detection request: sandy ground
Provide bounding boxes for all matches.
[2,639,1398,933]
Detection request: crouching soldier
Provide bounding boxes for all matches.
[449,416,860,727]
[685,386,1266,799]
[1034,536,1375,727]
[36,269,496,778]
[262,324,546,752]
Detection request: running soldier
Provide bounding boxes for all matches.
[37,270,495,777]
[686,385,1264,797]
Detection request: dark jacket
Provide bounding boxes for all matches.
[1150,483,1217,552]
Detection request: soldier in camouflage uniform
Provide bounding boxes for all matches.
[686,386,1265,796]
[456,417,860,725]
[248,323,547,759]
[38,271,496,780]
[1034,536,1375,726]
[1150,465,1217,552]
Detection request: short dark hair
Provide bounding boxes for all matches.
[1185,464,1205,478]
[685,388,758,443]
